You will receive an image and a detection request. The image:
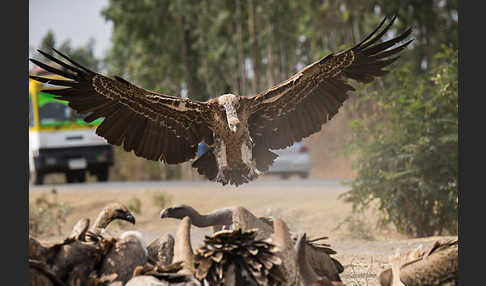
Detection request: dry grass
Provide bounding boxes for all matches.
[29,180,357,240]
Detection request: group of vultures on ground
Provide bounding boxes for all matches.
[29,16,458,286]
[29,202,458,286]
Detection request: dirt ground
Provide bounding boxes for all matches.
[29,178,456,286]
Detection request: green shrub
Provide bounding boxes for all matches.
[341,46,458,237]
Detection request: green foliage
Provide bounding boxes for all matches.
[101,0,457,99]
[152,191,172,209]
[102,0,204,99]
[34,31,100,72]
[39,30,56,56]
[341,46,458,237]
[372,0,458,73]
[57,38,101,72]
[126,197,142,214]
[29,189,72,237]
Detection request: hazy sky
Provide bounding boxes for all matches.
[29,0,113,60]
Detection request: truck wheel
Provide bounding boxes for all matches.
[299,172,309,179]
[66,172,76,183]
[96,167,109,182]
[280,174,290,180]
[76,171,86,183]
[66,171,86,183]
[30,171,44,185]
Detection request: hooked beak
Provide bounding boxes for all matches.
[124,213,136,224]
[160,209,168,218]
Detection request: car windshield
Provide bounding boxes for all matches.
[34,91,103,128]
[38,101,72,125]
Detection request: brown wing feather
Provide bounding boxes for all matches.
[248,16,413,151]
[29,49,213,164]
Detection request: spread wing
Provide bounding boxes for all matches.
[29,49,213,164]
[247,16,413,150]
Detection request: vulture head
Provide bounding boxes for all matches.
[160,204,195,220]
[93,202,136,230]
[217,93,241,133]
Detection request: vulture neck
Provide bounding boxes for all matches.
[217,94,240,133]
[180,206,233,228]
[271,218,298,285]
[271,218,293,250]
[69,218,90,240]
[173,216,194,274]
[92,208,115,230]
[390,250,405,286]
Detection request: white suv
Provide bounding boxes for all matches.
[267,141,310,179]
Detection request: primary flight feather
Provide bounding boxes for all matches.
[29,16,412,186]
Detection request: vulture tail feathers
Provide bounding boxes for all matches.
[253,147,279,172]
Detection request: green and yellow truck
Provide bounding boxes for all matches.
[29,65,113,184]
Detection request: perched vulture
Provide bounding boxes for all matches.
[194,228,286,286]
[270,218,300,285]
[160,203,343,279]
[295,234,347,286]
[29,236,107,286]
[29,233,106,286]
[400,239,458,286]
[377,244,424,286]
[28,16,412,186]
[293,235,343,282]
[28,202,137,286]
[67,202,136,245]
[128,217,201,286]
[96,231,148,284]
[29,258,64,286]
[377,238,458,286]
[146,233,175,265]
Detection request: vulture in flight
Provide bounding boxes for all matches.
[29,16,412,186]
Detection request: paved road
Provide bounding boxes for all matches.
[29,178,352,193]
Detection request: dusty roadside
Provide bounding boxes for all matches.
[29,179,455,286]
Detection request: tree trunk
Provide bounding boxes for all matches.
[235,0,247,96]
[266,42,275,88]
[248,0,260,94]
[177,15,196,100]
